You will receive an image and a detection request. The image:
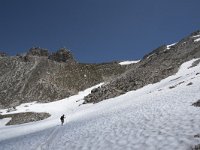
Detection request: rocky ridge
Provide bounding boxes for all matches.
[84,30,200,103]
[0,48,128,108]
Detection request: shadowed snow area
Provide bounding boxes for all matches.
[0,59,200,150]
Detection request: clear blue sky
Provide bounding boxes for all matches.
[0,0,200,63]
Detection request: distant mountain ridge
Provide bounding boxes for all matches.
[1,30,200,108]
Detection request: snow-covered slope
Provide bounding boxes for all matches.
[0,83,104,140]
[0,59,200,150]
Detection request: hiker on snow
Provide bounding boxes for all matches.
[60,114,65,125]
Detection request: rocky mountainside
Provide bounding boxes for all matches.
[0,48,128,108]
[84,30,200,103]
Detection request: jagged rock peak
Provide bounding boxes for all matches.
[0,51,7,57]
[22,47,76,63]
[27,47,49,57]
[48,48,75,63]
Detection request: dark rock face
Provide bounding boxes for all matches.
[0,112,50,125]
[48,48,75,63]
[0,50,127,108]
[26,47,75,63]
[84,30,200,103]
[27,47,49,57]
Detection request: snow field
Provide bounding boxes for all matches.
[0,83,103,141]
[0,59,200,150]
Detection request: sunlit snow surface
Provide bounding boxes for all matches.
[0,83,104,141]
[1,59,200,150]
[194,38,200,42]
[119,60,140,65]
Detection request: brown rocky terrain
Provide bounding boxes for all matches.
[84,30,200,103]
[0,48,129,109]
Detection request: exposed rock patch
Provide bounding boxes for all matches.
[0,112,50,125]
[6,107,17,113]
[169,81,185,89]
[187,82,193,86]
[192,100,200,107]
[194,134,200,138]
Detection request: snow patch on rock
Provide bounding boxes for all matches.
[192,34,200,38]
[166,43,177,50]
[119,60,140,65]
[194,38,200,42]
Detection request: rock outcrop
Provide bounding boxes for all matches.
[48,48,75,63]
[193,99,200,107]
[0,112,51,125]
[84,30,200,103]
[27,47,49,57]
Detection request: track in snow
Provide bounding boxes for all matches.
[36,126,59,150]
